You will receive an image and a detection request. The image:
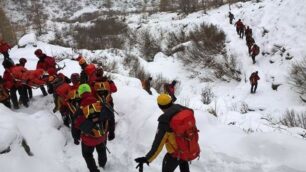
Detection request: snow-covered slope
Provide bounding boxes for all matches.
[1,0,306,171]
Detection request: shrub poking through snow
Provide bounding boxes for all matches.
[151,74,169,93]
[290,59,306,96]
[73,18,127,50]
[139,29,161,62]
[172,23,241,81]
[240,102,249,114]
[201,86,214,105]
[280,110,306,129]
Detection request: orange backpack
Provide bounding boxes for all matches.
[81,101,108,138]
[170,108,200,161]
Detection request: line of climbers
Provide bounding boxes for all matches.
[229,12,261,94]
[229,12,260,64]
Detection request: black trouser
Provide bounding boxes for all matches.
[170,94,177,102]
[162,153,190,172]
[145,88,152,95]
[40,85,48,96]
[239,29,244,38]
[82,142,107,172]
[10,87,19,108]
[26,86,33,99]
[60,106,71,127]
[18,86,29,107]
[251,83,258,93]
[1,98,11,108]
[251,54,256,64]
[2,51,10,60]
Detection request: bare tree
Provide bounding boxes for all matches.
[28,0,47,35]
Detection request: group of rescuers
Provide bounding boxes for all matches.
[0,45,200,172]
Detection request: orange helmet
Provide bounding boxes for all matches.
[48,75,56,82]
[79,58,87,65]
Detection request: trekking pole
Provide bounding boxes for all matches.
[103,142,111,154]
[98,95,121,116]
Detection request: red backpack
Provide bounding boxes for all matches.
[253,45,260,56]
[170,108,200,161]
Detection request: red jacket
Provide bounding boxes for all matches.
[0,41,11,53]
[249,73,260,84]
[235,21,244,29]
[164,83,175,95]
[36,54,56,71]
[3,69,14,89]
[74,93,106,146]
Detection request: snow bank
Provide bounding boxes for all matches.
[18,33,37,48]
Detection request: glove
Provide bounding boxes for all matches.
[108,132,115,141]
[135,157,149,171]
[53,107,58,113]
[74,139,80,145]
[135,157,149,164]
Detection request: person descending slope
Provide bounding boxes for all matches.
[2,60,29,108]
[164,80,177,102]
[0,39,11,61]
[235,19,245,38]
[35,49,57,96]
[17,58,33,99]
[249,71,260,94]
[48,73,72,127]
[228,12,235,24]
[68,73,82,144]
[142,77,152,95]
[245,26,252,38]
[251,43,260,64]
[0,75,11,108]
[246,36,255,55]
[73,84,115,172]
[92,67,117,108]
[74,56,96,85]
[135,94,200,172]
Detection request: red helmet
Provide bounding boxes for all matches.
[19,58,27,64]
[71,73,80,84]
[34,49,43,57]
[96,67,104,77]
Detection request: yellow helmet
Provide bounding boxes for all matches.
[157,94,172,107]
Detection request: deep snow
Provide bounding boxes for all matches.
[1,0,306,172]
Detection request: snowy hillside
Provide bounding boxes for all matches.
[1,0,306,172]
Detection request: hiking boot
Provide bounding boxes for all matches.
[13,104,20,109]
[98,163,105,169]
